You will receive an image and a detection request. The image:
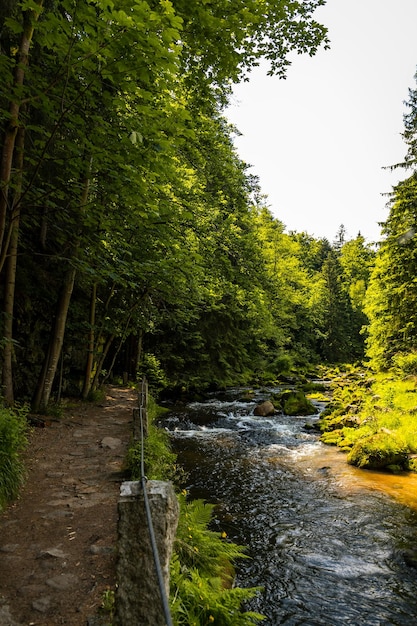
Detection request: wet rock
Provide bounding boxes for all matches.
[347,433,409,470]
[403,549,417,569]
[254,401,275,417]
[317,466,331,475]
[272,390,318,416]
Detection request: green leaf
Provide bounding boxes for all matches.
[4,17,24,34]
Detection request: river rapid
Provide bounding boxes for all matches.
[160,386,417,626]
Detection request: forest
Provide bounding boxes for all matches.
[1,2,417,469]
[2,2,417,623]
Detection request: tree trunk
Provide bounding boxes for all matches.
[32,160,92,412]
[2,124,25,405]
[32,267,76,412]
[91,334,115,391]
[100,308,136,387]
[81,282,97,399]
[0,1,43,265]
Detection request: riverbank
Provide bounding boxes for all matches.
[0,386,135,626]
[317,365,417,472]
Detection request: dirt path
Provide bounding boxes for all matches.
[0,386,137,626]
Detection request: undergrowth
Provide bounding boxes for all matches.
[126,396,179,481]
[0,404,29,511]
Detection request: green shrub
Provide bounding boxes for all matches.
[139,354,168,395]
[0,405,29,510]
[392,351,417,375]
[126,419,177,482]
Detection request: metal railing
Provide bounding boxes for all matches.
[137,377,173,626]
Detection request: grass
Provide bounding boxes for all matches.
[0,404,29,511]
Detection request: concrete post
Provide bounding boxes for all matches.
[114,480,179,626]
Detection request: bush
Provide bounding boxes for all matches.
[126,397,177,481]
[392,351,417,375]
[0,405,29,510]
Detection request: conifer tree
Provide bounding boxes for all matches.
[365,69,417,370]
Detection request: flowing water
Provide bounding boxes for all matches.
[160,387,417,626]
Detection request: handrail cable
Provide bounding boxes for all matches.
[139,379,174,626]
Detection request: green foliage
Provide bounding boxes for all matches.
[100,587,115,620]
[139,354,168,396]
[86,388,106,403]
[0,0,332,405]
[0,405,28,510]
[171,494,264,625]
[364,69,417,372]
[126,401,177,482]
[319,368,417,472]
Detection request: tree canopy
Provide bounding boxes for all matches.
[0,0,380,407]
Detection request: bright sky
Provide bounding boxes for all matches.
[226,0,417,244]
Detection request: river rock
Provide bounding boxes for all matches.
[403,549,417,569]
[273,390,318,416]
[254,401,275,417]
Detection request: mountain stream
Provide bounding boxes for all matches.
[160,387,417,625]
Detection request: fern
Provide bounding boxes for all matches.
[171,494,265,625]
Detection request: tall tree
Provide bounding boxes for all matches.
[365,69,417,370]
[365,175,417,370]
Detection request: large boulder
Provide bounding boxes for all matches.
[254,401,275,417]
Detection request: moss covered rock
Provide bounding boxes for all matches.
[347,433,409,471]
[272,390,317,416]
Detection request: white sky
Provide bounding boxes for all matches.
[226,0,417,244]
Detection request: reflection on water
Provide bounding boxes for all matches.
[161,387,417,625]
[276,441,417,512]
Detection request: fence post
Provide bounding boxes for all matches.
[114,480,179,626]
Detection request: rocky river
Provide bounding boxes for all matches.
[160,386,417,625]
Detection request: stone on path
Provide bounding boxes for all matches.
[101,436,122,449]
